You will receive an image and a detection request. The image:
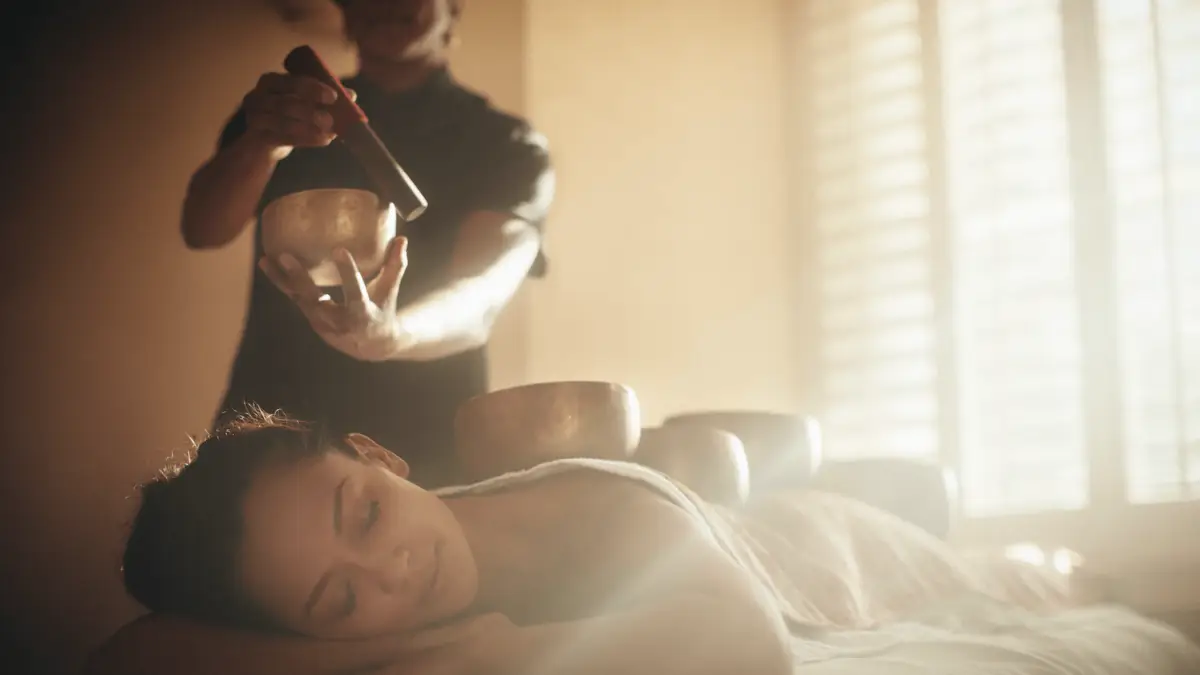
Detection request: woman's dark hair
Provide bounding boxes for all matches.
[121,407,360,631]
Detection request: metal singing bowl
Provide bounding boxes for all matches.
[664,410,822,492]
[261,188,397,287]
[636,425,751,506]
[454,381,642,482]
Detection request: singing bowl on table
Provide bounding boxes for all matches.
[663,410,823,495]
[454,381,642,482]
[261,188,397,287]
[636,425,751,506]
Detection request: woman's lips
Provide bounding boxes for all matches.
[421,541,441,603]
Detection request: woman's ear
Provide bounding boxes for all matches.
[345,433,410,478]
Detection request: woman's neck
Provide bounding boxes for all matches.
[444,491,537,613]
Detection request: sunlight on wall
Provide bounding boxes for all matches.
[523,0,798,423]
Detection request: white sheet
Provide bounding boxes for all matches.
[436,458,1200,674]
[790,601,1200,674]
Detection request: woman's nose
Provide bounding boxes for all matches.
[368,545,411,594]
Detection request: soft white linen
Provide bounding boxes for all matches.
[436,458,1200,674]
[789,601,1200,674]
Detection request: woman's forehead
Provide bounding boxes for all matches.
[244,453,360,523]
[239,454,356,618]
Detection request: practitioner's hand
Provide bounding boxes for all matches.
[260,236,413,362]
[376,612,520,675]
[240,72,357,159]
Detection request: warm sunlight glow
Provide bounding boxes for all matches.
[804,0,1200,519]
[1002,543,1082,577]
[1097,0,1200,503]
[1051,547,1082,576]
[1004,543,1047,568]
[941,0,1085,517]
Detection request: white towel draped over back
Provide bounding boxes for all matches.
[436,458,1200,674]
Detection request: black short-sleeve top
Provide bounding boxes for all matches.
[217,69,554,486]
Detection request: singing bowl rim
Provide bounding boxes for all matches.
[665,409,807,424]
[260,188,398,284]
[635,425,752,505]
[260,189,396,236]
[635,425,749,468]
[663,410,816,436]
[456,380,638,410]
[662,410,822,469]
[454,380,642,454]
[637,423,747,448]
[262,187,388,210]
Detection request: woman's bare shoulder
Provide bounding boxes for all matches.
[517,467,770,609]
[518,468,716,559]
[526,466,696,516]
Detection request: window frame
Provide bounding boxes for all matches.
[789,0,1200,600]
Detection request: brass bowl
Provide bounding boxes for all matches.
[636,425,750,506]
[663,410,822,495]
[261,188,397,287]
[454,381,642,482]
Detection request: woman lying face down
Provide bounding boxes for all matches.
[111,408,792,675]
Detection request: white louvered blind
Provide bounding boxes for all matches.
[801,0,1200,517]
[940,1,1087,516]
[805,0,941,464]
[1097,0,1200,503]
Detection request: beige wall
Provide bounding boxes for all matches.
[523,0,797,424]
[0,1,529,671]
[0,0,794,671]
[452,0,535,391]
[2,4,319,669]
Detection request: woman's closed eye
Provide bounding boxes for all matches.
[341,579,357,618]
[363,499,380,533]
[337,501,378,619]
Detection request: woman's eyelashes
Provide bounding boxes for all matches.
[363,499,381,533]
[342,580,357,618]
[333,499,378,622]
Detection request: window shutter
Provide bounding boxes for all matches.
[803,0,942,463]
[1097,0,1200,502]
